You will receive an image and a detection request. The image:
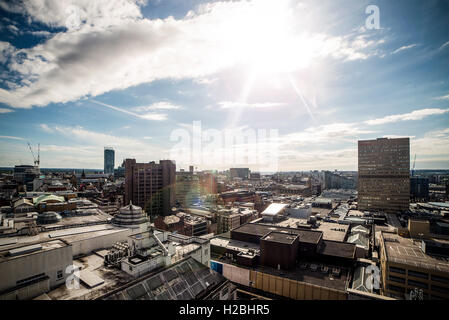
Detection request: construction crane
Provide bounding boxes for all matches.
[27,142,40,166]
[411,154,416,177]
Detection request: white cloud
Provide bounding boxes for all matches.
[364,108,449,125]
[38,124,168,167]
[132,102,181,112]
[0,108,14,113]
[391,43,417,54]
[39,123,54,133]
[0,0,145,30]
[219,101,287,109]
[0,135,25,140]
[0,0,387,109]
[282,122,375,147]
[434,94,449,100]
[0,41,15,64]
[412,128,449,159]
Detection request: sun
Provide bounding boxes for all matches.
[223,0,315,76]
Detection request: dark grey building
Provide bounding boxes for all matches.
[104,147,115,175]
[410,176,429,201]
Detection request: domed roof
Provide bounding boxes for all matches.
[37,211,62,224]
[112,202,148,228]
[120,202,142,213]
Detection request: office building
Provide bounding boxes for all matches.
[210,222,358,300]
[175,170,200,207]
[199,172,218,194]
[13,165,40,191]
[104,147,115,175]
[124,159,176,217]
[324,171,357,190]
[410,176,429,201]
[379,231,449,300]
[230,168,250,180]
[358,138,410,213]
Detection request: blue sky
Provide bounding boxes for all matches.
[0,0,448,171]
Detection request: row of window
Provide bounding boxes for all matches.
[389,267,449,285]
[16,273,46,285]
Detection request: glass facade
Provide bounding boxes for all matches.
[358,138,410,213]
[104,147,115,175]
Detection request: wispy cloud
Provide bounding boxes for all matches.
[0,108,14,113]
[391,43,417,54]
[439,41,449,50]
[219,101,287,109]
[434,94,449,100]
[91,100,168,121]
[0,135,25,140]
[132,102,181,112]
[281,122,375,147]
[364,108,449,125]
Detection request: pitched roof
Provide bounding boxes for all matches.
[13,198,34,208]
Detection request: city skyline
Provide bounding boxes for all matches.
[0,0,449,171]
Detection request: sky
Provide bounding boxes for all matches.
[0,0,448,171]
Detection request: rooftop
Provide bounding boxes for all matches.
[101,257,226,300]
[210,236,260,254]
[33,194,65,205]
[0,239,69,263]
[212,253,349,292]
[266,217,349,242]
[261,231,299,244]
[317,240,356,259]
[46,252,134,300]
[261,203,287,216]
[233,223,323,245]
[381,232,449,273]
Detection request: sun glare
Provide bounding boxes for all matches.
[225,0,314,76]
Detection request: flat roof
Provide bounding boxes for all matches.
[233,223,323,245]
[317,240,356,259]
[210,236,260,254]
[0,239,68,263]
[381,232,449,273]
[212,255,349,292]
[46,253,134,300]
[266,217,349,242]
[261,231,299,244]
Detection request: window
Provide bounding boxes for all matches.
[431,285,449,295]
[408,279,428,289]
[389,266,406,275]
[408,270,428,280]
[16,273,46,285]
[431,275,449,285]
[57,270,63,280]
[389,275,405,284]
[388,284,405,293]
